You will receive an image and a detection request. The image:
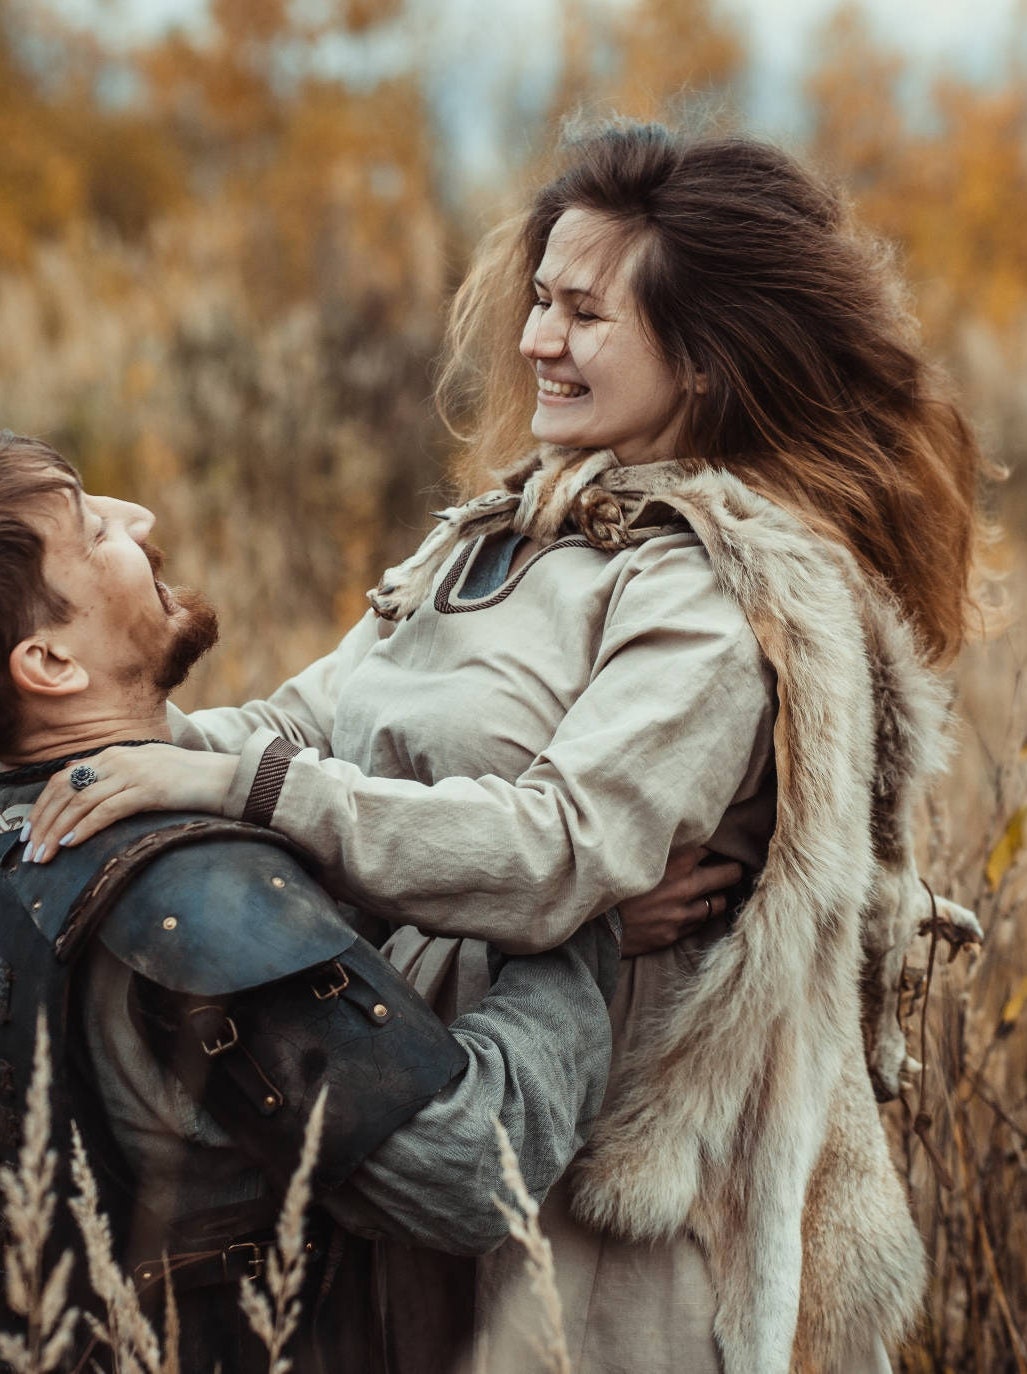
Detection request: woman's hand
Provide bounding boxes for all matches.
[618,847,745,957]
[22,744,239,864]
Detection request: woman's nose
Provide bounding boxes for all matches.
[519,308,568,361]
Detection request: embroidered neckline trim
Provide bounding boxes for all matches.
[434,537,593,615]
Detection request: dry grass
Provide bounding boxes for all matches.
[893,558,1027,1371]
[0,1013,181,1374]
[238,1088,326,1374]
[0,1014,78,1374]
[0,223,452,712]
[67,1119,174,1374]
[0,1018,330,1374]
[489,1119,572,1374]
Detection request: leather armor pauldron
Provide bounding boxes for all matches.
[0,811,467,1194]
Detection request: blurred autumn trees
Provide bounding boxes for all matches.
[808,6,1027,338]
[0,0,456,700]
[0,0,1025,701]
[807,5,1027,471]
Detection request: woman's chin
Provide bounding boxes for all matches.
[531,415,595,451]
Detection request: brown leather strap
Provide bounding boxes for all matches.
[133,1227,328,1295]
[133,1238,272,1293]
[242,738,301,827]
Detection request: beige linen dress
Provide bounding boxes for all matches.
[172,528,884,1372]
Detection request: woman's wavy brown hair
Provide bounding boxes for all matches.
[439,120,989,664]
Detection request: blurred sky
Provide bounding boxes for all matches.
[725,0,1022,124]
[56,0,1023,75]
[52,0,1024,176]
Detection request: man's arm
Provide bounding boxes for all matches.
[324,914,618,1254]
[85,913,617,1258]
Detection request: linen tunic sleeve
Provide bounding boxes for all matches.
[167,611,381,759]
[323,915,618,1252]
[222,542,776,954]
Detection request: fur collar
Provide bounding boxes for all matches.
[368,446,647,621]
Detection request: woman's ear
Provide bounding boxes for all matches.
[9,636,90,698]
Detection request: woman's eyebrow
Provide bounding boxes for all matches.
[532,273,600,302]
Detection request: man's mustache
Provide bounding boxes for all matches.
[143,541,165,580]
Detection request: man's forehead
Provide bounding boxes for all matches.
[30,483,87,551]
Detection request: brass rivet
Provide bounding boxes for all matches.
[270,875,286,889]
[140,1270,152,1281]
[264,1095,277,1108]
[32,899,42,911]
[373,1003,388,1018]
[304,1241,315,1252]
[162,916,178,931]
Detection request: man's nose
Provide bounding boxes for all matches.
[113,498,155,542]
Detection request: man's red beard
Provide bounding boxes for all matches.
[155,586,220,693]
[142,541,220,693]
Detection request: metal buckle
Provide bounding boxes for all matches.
[311,959,350,1001]
[133,1260,160,1286]
[225,1241,265,1281]
[190,1008,239,1058]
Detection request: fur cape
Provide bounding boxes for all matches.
[371,446,982,1374]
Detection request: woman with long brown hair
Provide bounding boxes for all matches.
[26,121,986,1372]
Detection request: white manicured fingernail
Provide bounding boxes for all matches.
[58,832,76,847]
[22,843,33,863]
[20,821,31,843]
[32,845,46,863]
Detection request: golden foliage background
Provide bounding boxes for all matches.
[1,0,1026,1367]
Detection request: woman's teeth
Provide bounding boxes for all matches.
[538,378,588,398]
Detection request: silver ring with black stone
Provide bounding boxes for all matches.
[69,764,99,791]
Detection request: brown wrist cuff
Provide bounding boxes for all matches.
[242,737,301,827]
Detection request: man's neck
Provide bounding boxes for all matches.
[1,709,172,768]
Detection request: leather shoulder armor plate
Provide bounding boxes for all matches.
[3,811,467,1194]
[8,812,358,995]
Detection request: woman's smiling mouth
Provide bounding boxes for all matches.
[538,377,589,399]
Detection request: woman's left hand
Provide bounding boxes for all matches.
[22,744,239,864]
[618,846,745,957]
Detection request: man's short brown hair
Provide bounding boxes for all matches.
[0,432,81,754]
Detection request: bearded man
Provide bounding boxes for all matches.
[0,432,622,1371]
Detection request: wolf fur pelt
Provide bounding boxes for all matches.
[370,446,982,1374]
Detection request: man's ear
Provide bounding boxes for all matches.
[8,637,89,698]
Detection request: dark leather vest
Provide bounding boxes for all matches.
[0,812,467,1371]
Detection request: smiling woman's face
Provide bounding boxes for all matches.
[518,207,686,466]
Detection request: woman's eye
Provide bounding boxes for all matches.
[534,297,551,311]
[575,310,598,323]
